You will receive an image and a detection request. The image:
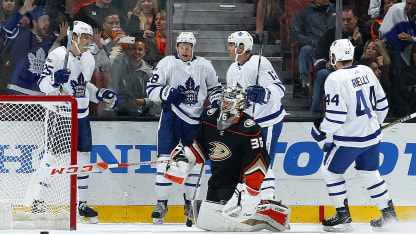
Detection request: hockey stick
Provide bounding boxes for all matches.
[322,112,416,152]
[35,160,170,177]
[252,2,266,115]
[188,163,205,227]
[54,3,74,93]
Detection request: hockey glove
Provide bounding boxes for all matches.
[52,69,71,88]
[97,88,119,109]
[209,99,220,109]
[164,143,196,184]
[246,85,271,104]
[161,86,186,105]
[311,117,326,142]
[222,183,261,221]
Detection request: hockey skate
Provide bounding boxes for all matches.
[151,200,168,225]
[31,200,46,214]
[370,200,398,232]
[322,199,352,232]
[78,201,99,224]
[184,198,193,227]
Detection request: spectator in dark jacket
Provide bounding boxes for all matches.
[144,10,165,67]
[290,0,336,95]
[75,0,113,30]
[310,5,370,117]
[391,44,416,116]
[3,0,66,95]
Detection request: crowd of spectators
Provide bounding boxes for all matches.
[1,0,416,119]
[289,0,416,118]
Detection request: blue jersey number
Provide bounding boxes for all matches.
[356,86,376,118]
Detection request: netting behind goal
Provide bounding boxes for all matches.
[0,96,77,230]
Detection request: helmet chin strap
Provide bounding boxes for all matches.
[71,35,82,55]
[234,43,244,62]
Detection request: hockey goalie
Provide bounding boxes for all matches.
[164,86,291,232]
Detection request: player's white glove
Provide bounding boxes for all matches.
[97,88,119,109]
[222,183,261,221]
[164,143,196,184]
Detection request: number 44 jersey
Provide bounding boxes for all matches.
[320,65,389,148]
[195,108,270,190]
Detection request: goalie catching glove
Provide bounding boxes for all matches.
[97,88,119,109]
[164,142,206,184]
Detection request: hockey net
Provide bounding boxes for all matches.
[0,95,77,230]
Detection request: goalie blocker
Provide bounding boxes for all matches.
[164,86,291,231]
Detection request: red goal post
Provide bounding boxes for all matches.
[0,95,77,230]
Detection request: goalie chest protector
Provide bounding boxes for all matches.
[197,108,270,189]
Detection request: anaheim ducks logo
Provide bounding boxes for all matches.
[208,141,232,161]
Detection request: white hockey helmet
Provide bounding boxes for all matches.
[228,31,253,61]
[329,39,355,69]
[217,85,247,130]
[176,32,196,47]
[68,21,93,39]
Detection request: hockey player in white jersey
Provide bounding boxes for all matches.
[226,31,285,200]
[37,21,119,223]
[311,39,398,232]
[146,32,222,225]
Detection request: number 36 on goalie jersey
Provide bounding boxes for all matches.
[250,137,264,149]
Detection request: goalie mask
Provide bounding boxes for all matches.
[217,85,247,130]
[329,39,354,70]
[228,31,253,61]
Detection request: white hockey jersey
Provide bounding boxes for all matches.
[146,56,222,124]
[38,46,100,119]
[227,55,285,127]
[320,65,389,147]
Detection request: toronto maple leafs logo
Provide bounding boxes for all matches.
[70,73,87,98]
[28,48,46,75]
[178,77,200,105]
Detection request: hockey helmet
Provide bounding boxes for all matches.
[68,21,93,39]
[176,32,196,47]
[228,31,253,61]
[217,85,247,130]
[329,39,354,69]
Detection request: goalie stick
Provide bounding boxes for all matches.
[322,112,416,152]
[35,160,170,177]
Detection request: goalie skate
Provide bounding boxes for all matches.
[152,200,168,225]
[78,201,99,224]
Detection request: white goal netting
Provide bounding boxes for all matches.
[0,96,77,230]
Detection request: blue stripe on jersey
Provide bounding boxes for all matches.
[207,86,221,92]
[146,85,158,96]
[255,105,284,123]
[325,116,344,124]
[371,190,388,198]
[263,178,275,181]
[78,108,88,113]
[333,127,382,142]
[174,104,201,121]
[375,106,389,111]
[377,97,387,103]
[326,110,347,115]
[184,183,199,187]
[367,180,385,190]
[273,82,285,92]
[329,191,346,196]
[261,186,275,190]
[77,175,89,179]
[327,180,345,187]
[156,182,172,186]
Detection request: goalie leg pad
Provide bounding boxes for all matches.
[196,200,263,232]
[254,200,291,232]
